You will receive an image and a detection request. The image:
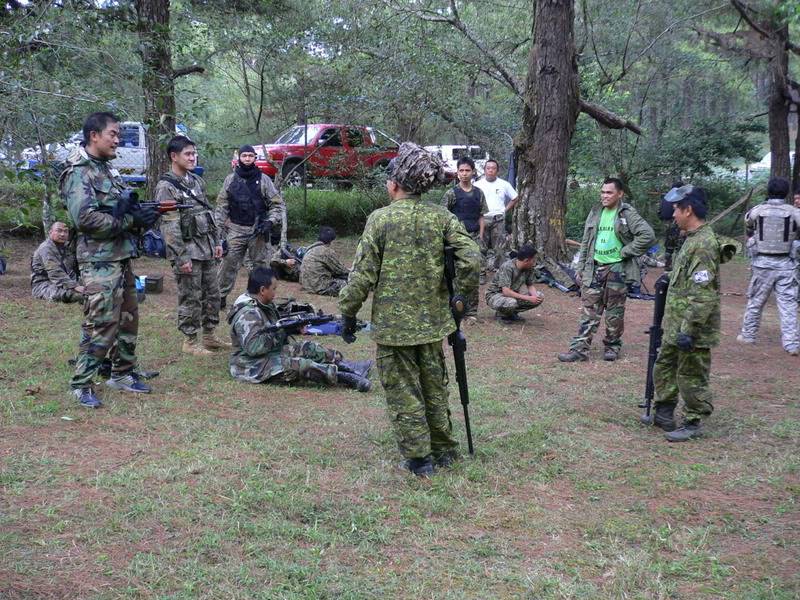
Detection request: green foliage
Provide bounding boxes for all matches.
[0,170,46,232]
[284,188,387,237]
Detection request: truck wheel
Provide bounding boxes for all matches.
[282,162,305,187]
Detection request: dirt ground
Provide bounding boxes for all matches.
[1,234,798,599]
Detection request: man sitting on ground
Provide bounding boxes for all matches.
[485,244,543,322]
[300,226,349,296]
[31,221,85,303]
[228,267,371,391]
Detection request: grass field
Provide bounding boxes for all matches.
[0,235,798,599]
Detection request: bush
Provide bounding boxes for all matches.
[284,188,389,237]
[0,170,49,233]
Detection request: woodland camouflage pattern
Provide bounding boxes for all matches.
[227,293,342,385]
[299,241,349,296]
[654,223,737,421]
[485,258,539,317]
[30,238,82,302]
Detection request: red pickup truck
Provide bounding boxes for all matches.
[236,124,400,186]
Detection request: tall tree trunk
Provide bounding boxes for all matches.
[134,0,175,199]
[512,0,580,260]
[792,104,800,192]
[767,23,790,180]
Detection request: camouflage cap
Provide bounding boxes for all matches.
[387,142,448,195]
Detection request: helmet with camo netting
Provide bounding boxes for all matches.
[387,142,448,195]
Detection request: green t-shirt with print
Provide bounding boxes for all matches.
[593,207,623,264]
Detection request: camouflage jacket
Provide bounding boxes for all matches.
[300,242,349,293]
[214,171,284,236]
[576,202,655,284]
[338,196,481,346]
[30,238,79,290]
[155,172,219,264]
[227,293,287,383]
[486,259,535,300]
[663,223,737,348]
[59,147,138,262]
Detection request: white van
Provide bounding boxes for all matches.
[424,144,489,177]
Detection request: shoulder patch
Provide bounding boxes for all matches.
[693,270,711,284]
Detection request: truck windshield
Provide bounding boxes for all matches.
[274,125,323,145]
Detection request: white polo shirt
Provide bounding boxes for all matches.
[475,177,518,217]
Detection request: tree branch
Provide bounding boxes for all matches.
[172,65,205,78]
[580,100,642,134]
[730,0,772,39]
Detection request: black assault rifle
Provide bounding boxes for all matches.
[263,312,334,336]
[444,245,475,455]
[639,272,669,424]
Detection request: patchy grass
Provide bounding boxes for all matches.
[1,235,799,599]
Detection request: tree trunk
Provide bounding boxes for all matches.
[134,0,175,199]
[767,23,790,180]
[792,104,800,192]
[512,0,580,260]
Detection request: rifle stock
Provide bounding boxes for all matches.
[444,245,475,455]
[639,273,669,423]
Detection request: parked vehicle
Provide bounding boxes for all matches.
[739,151,796,179]
[234,124,400,186]
[424,144,489,178]
[21,122,203,185]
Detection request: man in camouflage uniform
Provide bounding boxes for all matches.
[30,221,84,303]
[736,177,800,355]
[485,244,543,322]
[270,252,300,282]
[215,144,284,308]
[300,226,349,296]
[228,267,371,391]
[442,156,488,318]
[339,142,481,477]
[155,135,228,356]
[61,112,159,408]
[558,177,655,362]
[652,186,737,441]
[794,187,800,303]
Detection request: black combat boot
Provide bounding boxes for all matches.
[665,420,703,442]
[433,449,461,468]
[405,455,434,478]
[557,350,587,362]
[336,371,371,392]
[338,359,374,378]
[653,403,677,432]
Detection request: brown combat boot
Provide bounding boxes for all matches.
[183,335,214,356]
[202,330,232,351]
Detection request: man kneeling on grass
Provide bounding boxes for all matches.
[485,244,543,322]
[228,266,372,391]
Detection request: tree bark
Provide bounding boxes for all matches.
[134,0,175,199]
[512,0,580,260]
[767,22,791,179]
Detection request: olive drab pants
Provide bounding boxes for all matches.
[71,259,138,389]
[376,341,459,460]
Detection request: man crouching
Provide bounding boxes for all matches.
[228,266,372,391]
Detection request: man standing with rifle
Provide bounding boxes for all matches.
[61,112,160,408]
[338,142,480,477]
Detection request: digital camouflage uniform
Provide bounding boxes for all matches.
[442,186,489,314]
[300,241,349,296]
[485,258,539,317]
[60,147,140,389]
[654,224,737,422]
[570,202,655,355]
[215,172,284,299]
[339,196,480,461]
[30,238,83,302]
[739,199,800,353]
[227,293,343,385]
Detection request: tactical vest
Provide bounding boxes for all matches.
[754,203,797,255]
[451,187,483,233]
[227,173,267,226]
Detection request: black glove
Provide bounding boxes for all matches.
[341,315,358,344]
[113,193,132,220]
[257,219,273,238]
[130,205,159,229]
[676,333,694,351]
[221,239,229,256]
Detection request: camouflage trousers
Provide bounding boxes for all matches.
[271,340,343,386]
[71,259,138,389]
[483,215,508,271]
[569,262,628,354]
[174,259,220,337]
[315,277,348,297]
[653,343,714,422]
[486,293,538,317]
[32,282,82,303]
[376,341,458,460]
[466,231,485,314]
[740,267,799,352]
[218,222,272,300]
